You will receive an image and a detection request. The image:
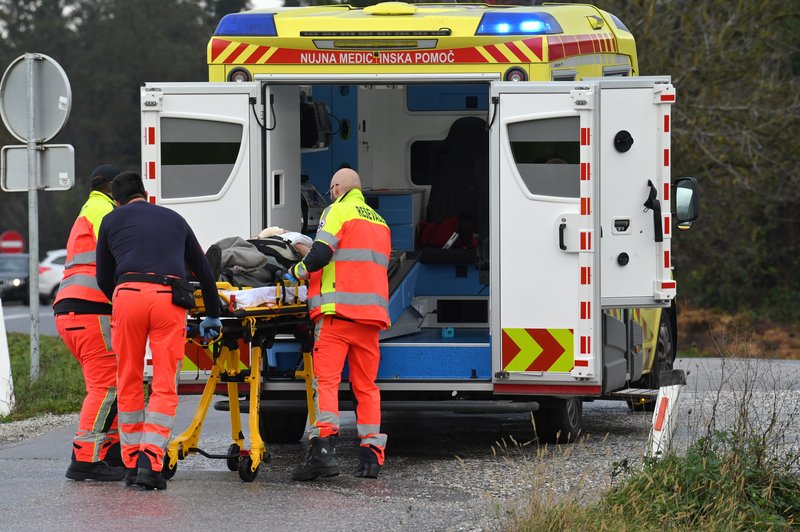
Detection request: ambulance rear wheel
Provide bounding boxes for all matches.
[258,412,306,444]
[226,444,241,471]
[238,456,259,482]
[162,455,177,480]
[533,397,583,444]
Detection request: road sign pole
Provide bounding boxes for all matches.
[26,53,40,383]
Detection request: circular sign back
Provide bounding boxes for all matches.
[0,53,72,143]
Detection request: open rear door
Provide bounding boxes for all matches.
[490,81,601,396]
[140,82,301,249]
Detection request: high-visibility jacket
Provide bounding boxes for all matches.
[54,191,115,305]
[306,189,391,328]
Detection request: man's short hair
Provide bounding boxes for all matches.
[111,171,146,204]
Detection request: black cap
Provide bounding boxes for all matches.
[89,164,120,188]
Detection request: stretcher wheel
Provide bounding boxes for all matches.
[162,455,177,480]
[238,456,259,482]
[226,444,241,471]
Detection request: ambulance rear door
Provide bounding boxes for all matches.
[490,81,602,395]
[140,82,301,249]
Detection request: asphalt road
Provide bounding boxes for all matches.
[0,351,797,530]
[1,301,57,337]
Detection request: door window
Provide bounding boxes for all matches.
[160,117,243,198]
[507,116,580,198]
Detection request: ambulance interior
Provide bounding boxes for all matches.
[265,81,576,384]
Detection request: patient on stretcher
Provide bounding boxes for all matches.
[205,227,312,287]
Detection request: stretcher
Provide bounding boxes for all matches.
[162,281,316,482]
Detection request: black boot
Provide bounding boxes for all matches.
[124,468,138,487]
[134,451,167,490]
[353,445,382,479]
[104,442,124,467]
[65,459,126,481]
[291,436,340,481]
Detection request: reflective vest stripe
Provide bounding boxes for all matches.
[59,272,103,292]
[309,291,388,311]
[315,229,339,248]
[64,250,96,268]
[334,248,389,267]
[118,410,144,425]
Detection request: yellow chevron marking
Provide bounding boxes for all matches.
[258,46,278,64]
[516,40,541,62]
[476,46,496,63]
[238,44,260,63]
[504,328,543,372]
[214,41,243,64]
[548,328,574,372]
[495,43,518,62]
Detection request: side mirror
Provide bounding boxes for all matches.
[673,176,699,230]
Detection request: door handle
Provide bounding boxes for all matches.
[559,223,567,251]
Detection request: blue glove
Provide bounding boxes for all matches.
[199,316,222,340]
[283,271,299,284]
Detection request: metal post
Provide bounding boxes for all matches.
[25,53,40,383]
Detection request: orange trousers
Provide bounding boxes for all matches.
[56,313,119,463]
[111,282,186,472]
[311,314,387,464]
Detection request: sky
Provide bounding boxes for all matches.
[249,0,284,8]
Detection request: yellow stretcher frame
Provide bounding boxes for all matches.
[163,281,315,483]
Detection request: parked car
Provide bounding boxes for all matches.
[0,253,30,304]
[38,248,67,304]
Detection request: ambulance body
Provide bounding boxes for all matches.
[140,3,698,442]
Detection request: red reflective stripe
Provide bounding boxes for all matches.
[504,41,528,63]
[662,281,676,290]
[149,196,157,204]
[494,383,600,395]
[663,114,670,133]
[580,162,590,181]
[245,46,269,64]
[664,215,671,236]
[654,397,669,430]
[227,42,250,63]
[663,182,670,201]
[664,250,671,268]
[148,161,156,179]
[483,44,507,63]
[210,38,227,62]
[580,335,591,354]
[147,127,155,145]
[580,301,591,319]
[574,359,589,367]
[660,94,675,102]
[664,148,670,166]
[581,197,591,215]
[580,266,591,285]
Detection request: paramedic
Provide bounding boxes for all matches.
[287,168,391,480]
[96,171,221,490]
[55,164,125,482]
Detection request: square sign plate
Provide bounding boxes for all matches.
[1,144,74,191]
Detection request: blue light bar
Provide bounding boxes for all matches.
[475,12,562,36]
[214,13,277,36]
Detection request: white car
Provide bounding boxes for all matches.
[38,248,67,303]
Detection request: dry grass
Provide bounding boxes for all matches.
[679,305,800,360]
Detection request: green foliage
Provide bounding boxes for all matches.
[600,432,800,530]
[0,333,86,421]
[602,0,800,322]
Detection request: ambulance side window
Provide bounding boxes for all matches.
[160,117,242,199]
[507,116,580,198]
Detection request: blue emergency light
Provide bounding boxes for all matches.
[475,12,562,36]
[214,13,277,36]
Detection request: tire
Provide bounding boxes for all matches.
[258,411,306,444]
[629,310,675,411]
[162,454,177,480]
[533,397,583,444]
[226,443,241,472]
[238,456,259,482]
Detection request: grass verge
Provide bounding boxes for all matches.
[1,333,85,422]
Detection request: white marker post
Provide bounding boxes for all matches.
[0,299,16,416]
